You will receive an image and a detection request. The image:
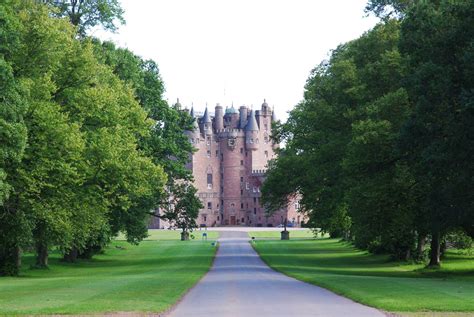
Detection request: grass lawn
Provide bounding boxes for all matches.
[0,230,218,316]
[117,228,219,241]
[253,238,474,313]
[248,229,318,239]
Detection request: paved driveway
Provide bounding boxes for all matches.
[166,231,384,317]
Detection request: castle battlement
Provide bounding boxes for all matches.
[174,99,302,228]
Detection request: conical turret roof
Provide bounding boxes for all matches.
[245,109,259,131]
[187,105,199,132]
[272,107,277,122]
[202,106,211,123]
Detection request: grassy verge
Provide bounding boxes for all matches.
[253,238,474,312]
[0,230,218,315]
[248,229,318,239]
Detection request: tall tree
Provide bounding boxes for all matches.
[42,0,125,36]
[398,0,474,266]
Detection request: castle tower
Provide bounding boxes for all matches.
[245,109,259,151]
[215,103,224,130]
[202,106,212,135]
[179,99,305,229]
[239,106,248,129]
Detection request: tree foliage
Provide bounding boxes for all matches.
[0,0,186,275]
[42,0,125,36]
[263,1,474,266]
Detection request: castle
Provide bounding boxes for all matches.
[181,100,302,227]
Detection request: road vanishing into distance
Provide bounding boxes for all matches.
[166,230,384,317]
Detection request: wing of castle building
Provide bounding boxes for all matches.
[181,100,304,227]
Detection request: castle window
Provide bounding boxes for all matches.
[206,150,211,158]
[256,138,259,144]
[221,154,224,161]
[240,148,243,153]
[264,124,268,131]
[249,138,254,144]
[253,186,256,193]
[241,218,245,223]
[207,202,212,209]
[253,197,257,203]
[240,177,243,182]
[240,160,244,165]
[221,186,223,193]
[216,150,218,157]
[240,189,243,196]
[245,151,248,157]
[207,173,212,189]
[245,182,249,190]
[254,208,257,214]
[264,151,268,158]
[241,203,244,209]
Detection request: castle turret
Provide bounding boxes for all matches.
[245,109,259,151]
[261,99,269,114]
[239,106,248,129]
[202,106,212,135]
[271,106,277,122]
[215,103,223,131]
[174,98,182,110]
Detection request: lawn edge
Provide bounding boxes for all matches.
[159,237,220,317]
[251,239,474,315]
[250,239,393,317]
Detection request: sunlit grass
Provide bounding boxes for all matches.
[0,230,218,315]
[248,229,317,239]
[254,238,474,312]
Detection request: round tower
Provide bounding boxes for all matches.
[261,99,269,114]
[239,106,248,129]
[215,103,224,131]
[245,109,259,151]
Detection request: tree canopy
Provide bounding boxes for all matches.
[0,0,197,275]
[263,0,473,266]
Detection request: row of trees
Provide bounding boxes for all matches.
[263,0,473,266]
[0,0,200,276]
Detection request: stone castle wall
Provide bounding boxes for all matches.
[186,100,303,227]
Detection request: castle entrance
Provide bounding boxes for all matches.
[230,216,236,225]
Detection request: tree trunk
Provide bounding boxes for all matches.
[181,231,189,241]
[63,247,78,263]
[35,241,48,268]
[428,231,441,267]
[440,241,447,258]
[15,246,21,270]
[417,234,426,255]
[0,244,21,276]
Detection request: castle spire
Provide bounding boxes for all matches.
[245,109,259,131]
[202,105,211,123]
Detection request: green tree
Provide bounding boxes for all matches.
[162,183,203,241]
[42,0,125,36]
[1,0,168,272]
[398,0,474,266]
